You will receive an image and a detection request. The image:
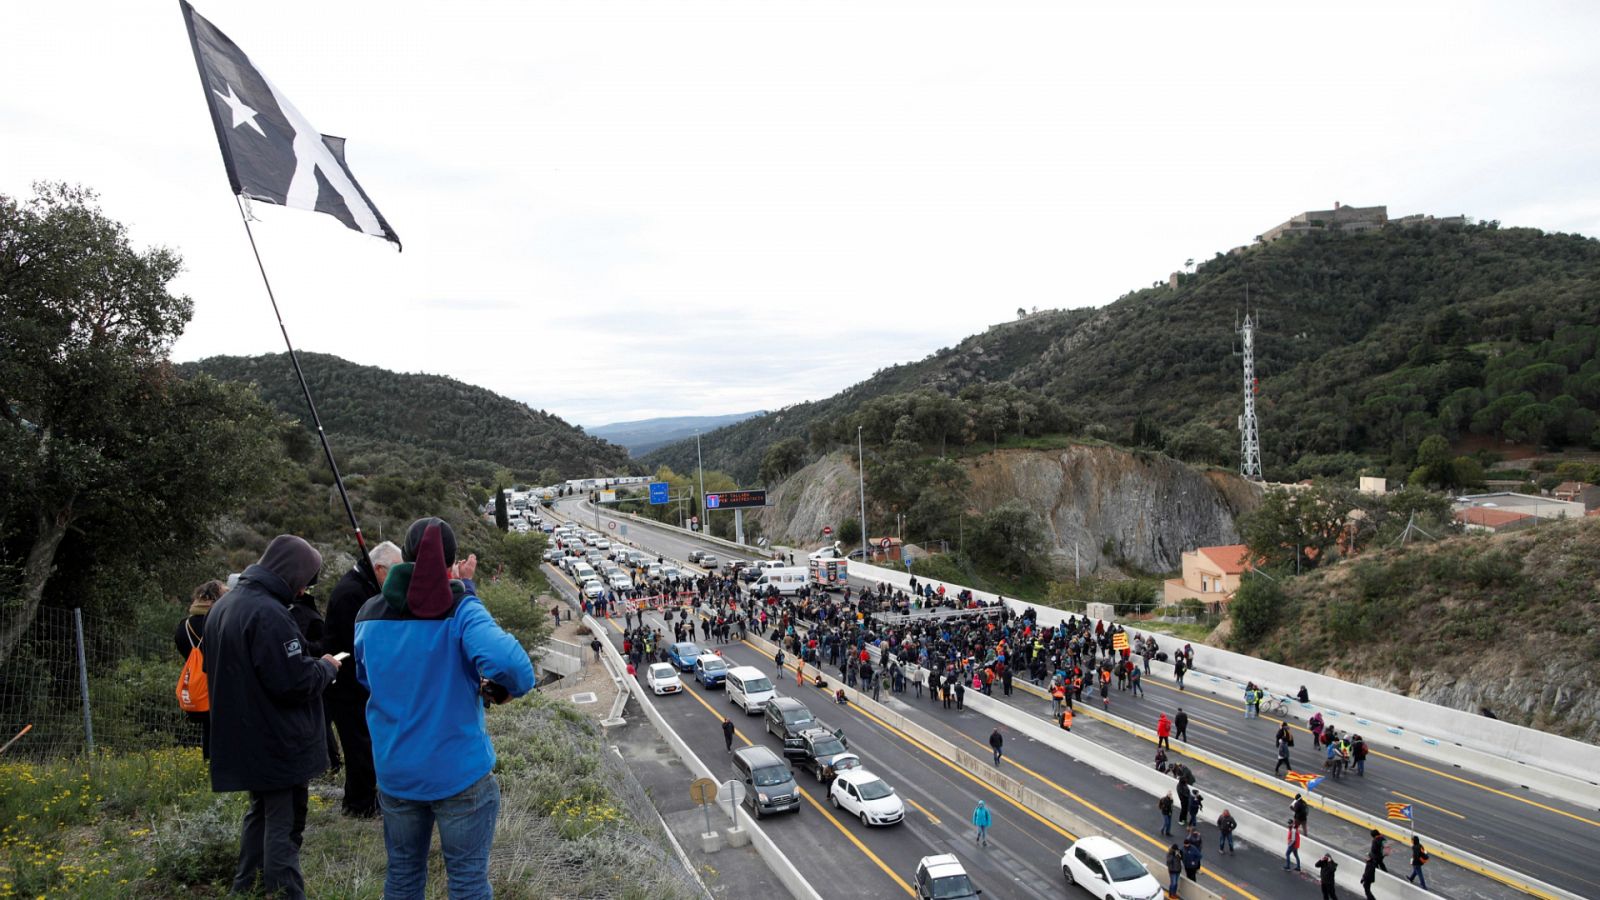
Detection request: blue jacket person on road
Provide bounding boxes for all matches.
[355,517,536,899]
[972,800,992,846]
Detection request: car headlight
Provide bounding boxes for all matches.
[758,792,770,803]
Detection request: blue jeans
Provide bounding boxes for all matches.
[381,772,501,899]
[975,825,988,844]
[1220,831,1234,853]
[1161,813,1171,835]
[1409,864,1427,889]
[1285,846,1300,870]
[1168,871,1180,893]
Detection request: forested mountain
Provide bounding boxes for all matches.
[590,410,764,456]
[184,353,631,479]
[646,223,1600,484]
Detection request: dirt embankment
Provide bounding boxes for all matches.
[1254,517,1600,745]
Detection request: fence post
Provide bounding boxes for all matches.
[73,608,94,754]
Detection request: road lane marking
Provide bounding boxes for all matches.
[905,797,941,825]
[1392,791,1466,821]
[603,615,917,897]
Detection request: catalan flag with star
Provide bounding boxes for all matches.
[1285,771,1325,791]
[1386,802,1414,822]
[1112,631,1129,652]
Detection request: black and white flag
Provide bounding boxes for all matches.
[180,1,401,248]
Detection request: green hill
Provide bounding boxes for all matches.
[1230,516,1600,744]
[184,352,631,480]
[646,223,1600,484]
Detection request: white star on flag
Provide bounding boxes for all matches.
[212,82,265,136]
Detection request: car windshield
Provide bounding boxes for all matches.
[1103,853,1148,882]
[810,736,845,756]
[743,676,773,692]
[833,755,861,771]
[752,765,789,787]
[856,779,894,801]
[930,874,976,899]
[785,710,814,727]
[649,665,674,679]
[674,644,699,657]
[700,659,726,673]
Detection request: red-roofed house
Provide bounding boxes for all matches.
[1454,506,1535,533]
[1164,544,1252,605]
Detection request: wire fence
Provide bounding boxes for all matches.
[0,606,198,760]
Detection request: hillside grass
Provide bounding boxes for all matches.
[1233,516,1600,740]
[0,579,690,900]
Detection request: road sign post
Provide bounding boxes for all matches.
[689,777,717,836]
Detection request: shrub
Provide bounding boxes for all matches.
[1229,576,1284,648]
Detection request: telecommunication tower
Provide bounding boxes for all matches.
[1237,311,1263,481]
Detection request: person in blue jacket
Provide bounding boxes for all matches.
[355,517,535,900]
[972,800,992,846]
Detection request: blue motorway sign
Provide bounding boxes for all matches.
[648,481,670,505]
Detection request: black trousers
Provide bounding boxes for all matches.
[233,783,309,899]
[328,694,378,816]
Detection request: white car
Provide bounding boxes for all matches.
[608,573,632,592]
[646,663,682,695]
[581,578,605,600]
[829,769,905,827]
[594,539,611,551]
[646,565,663,579]
[1061,836,1163,900]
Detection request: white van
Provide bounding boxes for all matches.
[572,562,596,583]
[752,566,809,596]
[725,665,776,714]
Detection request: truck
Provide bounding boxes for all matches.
[809,557,848,591]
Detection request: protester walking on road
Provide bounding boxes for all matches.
[1283,820,1302,871]
[1315,854,1338,900]
[989,727,1004,766]
[1182,835,1203,882]
[1361,854,1378,900]
[954,680,966,710]
[1370,830,1389,872]
[1157,713,1172,750]
[972,800,991,846]
[1275,734,1292,775]
[1165,844,1182,898]
[1408,835,1429,889]
[1158,793,1173,836]
[722,718,735,753]
[1292,794,1309,836]
[1216,809,1236,855]
[1174,708,1188,743]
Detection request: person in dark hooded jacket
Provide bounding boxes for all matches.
[355,517,535,899]
[203,534,340,900]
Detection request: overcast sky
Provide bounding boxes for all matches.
[5,2,1599,427]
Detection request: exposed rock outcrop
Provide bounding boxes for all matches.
[757,444,1261,573]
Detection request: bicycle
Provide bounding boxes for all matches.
[1262,694,1289,717]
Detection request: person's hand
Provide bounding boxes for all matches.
[453,553,479,581]
[322,654,343,671]
[480,678,510,705]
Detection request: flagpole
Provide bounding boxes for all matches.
[234,196,377,589]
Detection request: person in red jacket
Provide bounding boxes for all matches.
[1156,713,1172,750]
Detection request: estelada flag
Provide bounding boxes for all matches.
[1386,802,1414,822]
[1285,771,1325,792]
[179,1,401,247]
[1112,631,1129,651]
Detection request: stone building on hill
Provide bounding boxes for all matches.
[1257,202,1471,244]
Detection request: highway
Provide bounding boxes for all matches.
[550,496,1600,898]
[546,499,1367,900]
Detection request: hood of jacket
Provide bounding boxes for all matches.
[257,535,323,598]
[381,522,463,619]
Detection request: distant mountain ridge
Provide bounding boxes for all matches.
[590,411,764,456]
[183,352,631,478]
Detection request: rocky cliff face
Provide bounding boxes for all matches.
[758,444,1261,572]
[965,445,1261,573]
[750,452,862,546]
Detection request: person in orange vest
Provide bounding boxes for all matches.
[1060,706,1074,730]
[1051,682,1067,719]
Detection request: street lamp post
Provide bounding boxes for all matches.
[696,431,707,535]
[857,426,868,562]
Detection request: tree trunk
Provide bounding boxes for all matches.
[0,504,73,665]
